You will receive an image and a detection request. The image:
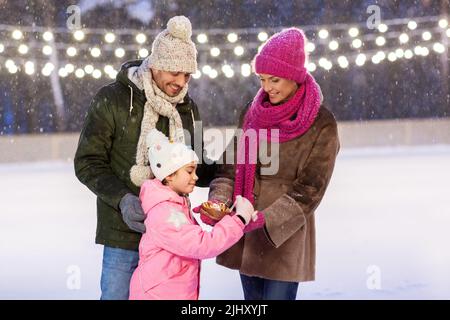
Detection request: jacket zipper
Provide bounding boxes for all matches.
[120,86,134,139]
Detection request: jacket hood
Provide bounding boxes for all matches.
[140,179,186,213]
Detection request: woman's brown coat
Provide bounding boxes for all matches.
[209,104,340,282]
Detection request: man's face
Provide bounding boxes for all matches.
[151,68,191,97]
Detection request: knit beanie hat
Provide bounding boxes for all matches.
[148,15,197,74]
[254,28,308,84]
[147,129,199,181]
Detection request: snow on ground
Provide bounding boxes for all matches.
[1,145,450,299]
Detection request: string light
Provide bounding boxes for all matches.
[41,62,54,76]
[306,42,315,53]
[114,48,125,58]
[222,64,234,78]
[348,27,359,37]
[433,42,445,54]
[210,47,220,57]
[192,70,202,79]
[438,18,448,29]
[75,68,85,78]
[355,53,367,66]
[58,68,68,77]
[42,45,52,56]
[18,44,29,55]
[90,47,101,58]
[197,33,208,44]
[395,48,404,58]
[84,64,94,74]
[73,30,85,41]
[352,38,362,49]
[227,33,238,43]
[202,65,212,75]
[42,31,53,42]
[64,63,75,73]
[0,15,448,79]
[92,69,102,79]
[307,62,317,72]
[104,65,114,74]
[378,23,388,33]
[407,21,417,30]
[318,29,329,39]
[24,61,34,75]
[422,31,432,41]
[337,56,349,68]
[376,36,386,46]
[399,33,409,44]
[328,40,339,51]
[138,48,149,58]
[404,49,413,59]
[257,31,268,42]
[12,29,23,40]
[8,64,18,73]
[375,51,386,61]
[135,33,146,44]
[414,46,422,55]
[318,57,332,70]
[241,63,251,77]
[66,46,77,57]
[108,70,118,79]
[208,69,218,79]
[5,59,15,69]
[234,45,244,56]
[104,32,116,43]
[388,52,397,62]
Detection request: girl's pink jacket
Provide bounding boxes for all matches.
[129,179,244,300]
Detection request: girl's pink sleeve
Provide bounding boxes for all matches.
[147,203,244,260]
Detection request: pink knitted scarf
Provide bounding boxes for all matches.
[233,73,322,204]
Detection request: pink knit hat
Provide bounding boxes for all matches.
[254,28,307,84]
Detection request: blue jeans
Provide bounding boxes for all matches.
[100,246,139,300]
[240,273,299,300]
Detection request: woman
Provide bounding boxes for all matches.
[208,27,340,300]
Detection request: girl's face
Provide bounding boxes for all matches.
[258,73,299,105]
[165,162,198,195]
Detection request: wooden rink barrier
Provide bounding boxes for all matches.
[0,117,449,163]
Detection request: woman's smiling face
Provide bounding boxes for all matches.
[258,74,299,105]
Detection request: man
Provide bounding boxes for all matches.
[74,16,215,300]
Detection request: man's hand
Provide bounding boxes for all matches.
[119,193,146,233]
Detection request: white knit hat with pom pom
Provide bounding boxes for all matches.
[148,15,197,74]
[147,129,199,181]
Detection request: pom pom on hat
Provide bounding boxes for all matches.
[146,15,197,74]
[130,164,153,187]
[167,15,192,41]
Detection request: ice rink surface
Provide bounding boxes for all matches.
[1,145,449,299]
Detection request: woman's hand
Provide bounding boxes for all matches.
[235,195,255,225]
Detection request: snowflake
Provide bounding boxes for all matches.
[166,208,189,229]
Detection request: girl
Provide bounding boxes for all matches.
[129,129,256,300]
[208,27,340,300]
